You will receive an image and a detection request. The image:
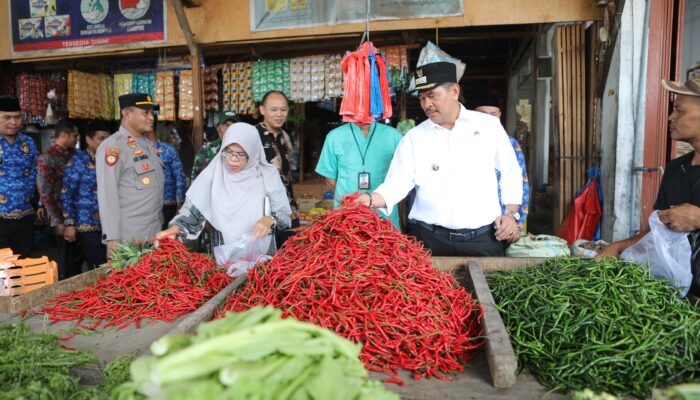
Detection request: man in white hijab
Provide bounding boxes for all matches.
[155,123,291,259]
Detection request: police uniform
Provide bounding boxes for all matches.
[96,94,164,244]
[0,96,38,257]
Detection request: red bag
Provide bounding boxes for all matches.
[558,177,603,244]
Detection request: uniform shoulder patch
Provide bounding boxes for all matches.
[105,148,120,167]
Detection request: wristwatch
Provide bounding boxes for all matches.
[505,210,521,222]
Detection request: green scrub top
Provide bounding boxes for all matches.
[315,122,403,230]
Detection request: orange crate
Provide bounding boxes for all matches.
[1,250,58,296]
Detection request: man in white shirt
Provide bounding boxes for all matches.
[355,62,523,256]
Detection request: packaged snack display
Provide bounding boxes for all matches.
[222,62,254,115]
[252,59,290,103]
[204,66,219,112]
[178,69,194,121]
[67,70,112,120]
[290,55,325,102]
[324,53,344,100]
[155,71,176,121]
[131,72,156,98]
[113,73,133,120]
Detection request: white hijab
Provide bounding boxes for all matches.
[186,123,289,246]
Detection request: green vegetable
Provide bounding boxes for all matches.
[0,323,97,400]
[488,258,700,398]
[562,389,618,400]
[652,384,700,400]
[116,306,399,400]
[109,241,155,271]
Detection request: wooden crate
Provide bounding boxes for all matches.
[1,256,58,297]
[0,265,109,314]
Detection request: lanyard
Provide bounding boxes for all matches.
[349,124,376,170]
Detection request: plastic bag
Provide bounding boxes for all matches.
[408,41,466,94]
[506,234,571,257]
[213,234,271,278]
[558,167,603,244]
[621,211,692,297]
[569,239,609,258]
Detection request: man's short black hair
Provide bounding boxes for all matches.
[54,120,78,137]
[85,120,111,138]
[260,91,290,106]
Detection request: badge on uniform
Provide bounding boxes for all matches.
[87,162,95,169]
[21,142,29,154]
[358,172,370,190]
[105,148,120,167]
[141,176,151,185]
[127,136,137,148]
[0,194,6,204]
[141,163,150,171]
[134,149,143,156]
[157,148,164,155]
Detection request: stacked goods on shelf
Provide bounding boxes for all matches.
[131,72,156,98]
[222,62,254,115]
[382,45,410,93]
[178,70,194,120]
[155,71,176,121]
[113,73,133,120]
[67,70,113,120]
[324,53,344,100]
[252,59,290,102]
[203,66,219,112]
[290,55,325,102]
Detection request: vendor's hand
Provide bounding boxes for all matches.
[658,203,700,232]
[154,226,180,248]
[494,215,519,242]
[252,216,274,240]
[55,223,65,236]
[36,207,46,221]
[354,192,372,207]
[595,244,621,259]
[63,226,77,243]
[107,240,122,258]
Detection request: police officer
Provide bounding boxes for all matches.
[0,96,38,257]
[97,93,164,257]
[355,62,523,256]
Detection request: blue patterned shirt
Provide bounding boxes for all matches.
[0,133,38,219]
[155,141,186,205]
[497,136,529,224]
[61,150,101,232]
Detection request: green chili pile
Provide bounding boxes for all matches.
[488,258,700,398]
[0,322,97,400]
[221,197,484,382]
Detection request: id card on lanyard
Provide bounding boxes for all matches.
[350,124,376,192]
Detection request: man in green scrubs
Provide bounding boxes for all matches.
[315,121,403,229]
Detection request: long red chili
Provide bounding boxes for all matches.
[218,196,484,382]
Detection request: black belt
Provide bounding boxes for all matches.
[410,220,493,242]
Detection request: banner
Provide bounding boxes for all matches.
[251,0,463,32]
[9,0,166,55]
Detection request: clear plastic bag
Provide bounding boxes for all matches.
[621,211,692,297]
[213,234,271,278]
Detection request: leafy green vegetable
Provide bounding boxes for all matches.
[116,306,399,400]
[109,241,155,271]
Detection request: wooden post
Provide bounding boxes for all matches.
[172,0,204,150]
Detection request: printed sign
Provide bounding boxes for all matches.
[9,0,167,55]
[250,0,463,32]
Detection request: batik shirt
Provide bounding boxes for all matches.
[497,136,529,224]
[37,144,75,227]
[155,141,186,205]
[61,150,101,232]
[191,138,221,181]
[0,133,37,219]
[255,123,298,216]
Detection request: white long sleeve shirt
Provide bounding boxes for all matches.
[375,105,523,230]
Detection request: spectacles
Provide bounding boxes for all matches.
[222,150,248,160]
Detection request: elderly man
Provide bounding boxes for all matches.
[96,93,164,257]
[355,62,523,256]
[598,75,700,297]
[0,96,38,257]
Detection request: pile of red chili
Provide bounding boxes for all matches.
[220,197,484,381]
[41,239,231,331]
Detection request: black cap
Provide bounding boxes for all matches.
[0,96,21,112]
[119,93,158,111]
[413,62,458,92]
